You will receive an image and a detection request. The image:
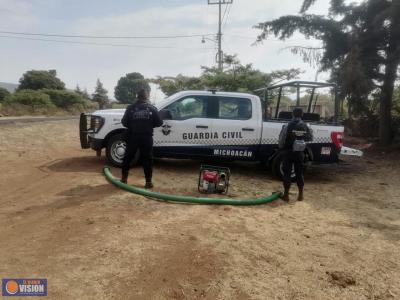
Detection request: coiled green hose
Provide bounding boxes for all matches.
[104,167,282,205]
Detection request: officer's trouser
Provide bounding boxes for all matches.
[282,150,305,190]
[122,135,153,182]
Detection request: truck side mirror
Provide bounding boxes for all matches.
[159,109,172,120]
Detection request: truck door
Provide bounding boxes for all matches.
[210,96,261,160]
[153,95,214,157]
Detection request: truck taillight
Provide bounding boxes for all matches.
[331,131,343,150]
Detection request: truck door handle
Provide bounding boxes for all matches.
[196,125,208,129]
[242,128,254,131]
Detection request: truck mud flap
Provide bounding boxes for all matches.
[79,113,90,149]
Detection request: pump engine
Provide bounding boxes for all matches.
[198,165,230,194]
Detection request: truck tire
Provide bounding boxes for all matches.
[106,133,139,168]
[271,151,297,181]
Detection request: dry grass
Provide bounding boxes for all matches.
[0,119,399,299]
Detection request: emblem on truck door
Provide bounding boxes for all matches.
[162,124,171,136]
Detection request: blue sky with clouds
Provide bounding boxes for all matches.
[0,0,330,100]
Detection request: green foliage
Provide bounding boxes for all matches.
[152,75,203,96]
[18,70,65,91]
[92,79,109,109]
[69,100,98,113]
[201,64,266,92]
[255,0,397,111]
[75,85,91,100]
[41,89,86,109]
[4,90,54,109]
[1,70,99,115]
[114,72,150,104]
[0,87,10,102]
[393,86,400,117]
[299,93,333,105]
[255,0,400,144]
[153,55,302,96]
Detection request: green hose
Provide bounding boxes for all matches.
[104,167,282,205]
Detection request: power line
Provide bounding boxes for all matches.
[221,3,229,25]
[0,30,215,39]
[222,3,232,28]
[0,35,216,50]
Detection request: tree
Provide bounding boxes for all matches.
[152,75,203,96]
[18,70,65,91]
[92,79,109,109]
[82,88,90,100]
[0,87,10,102]
[255,0,400,145]
[153,55,302,96]
[75,85,83,96]
[393,85,400,117]
[75,85,91,100]
[114,72,150,104]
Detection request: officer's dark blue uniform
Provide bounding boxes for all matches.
[121,89,163,188]
[279,108,313,201]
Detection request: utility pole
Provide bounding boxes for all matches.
[207,0,233,71]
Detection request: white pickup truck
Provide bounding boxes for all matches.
[80,81,362,179]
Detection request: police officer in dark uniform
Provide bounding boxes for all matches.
[121,88,163,188]
[279,108,313,201]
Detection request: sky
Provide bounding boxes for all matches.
[0,0,330,101]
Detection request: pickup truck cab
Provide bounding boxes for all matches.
[80,81,361,179]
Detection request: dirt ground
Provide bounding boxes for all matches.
[1,119,399,300]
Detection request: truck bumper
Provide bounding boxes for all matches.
[340,146,363,157]
[89,137,103,151]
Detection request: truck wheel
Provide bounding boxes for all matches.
[271,152,297,181]
[106,133,139,168]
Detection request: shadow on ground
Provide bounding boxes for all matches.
[41,155,359,185]
[41,156,106,173]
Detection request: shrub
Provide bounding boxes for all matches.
[1,90,56,115]
[83,100,99,111]
[41,89,86,109]
[4,90,54,108]
[0,87,10,102]
[0,89,100,116]
[65,100,99,114]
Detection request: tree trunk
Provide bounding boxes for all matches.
[379,5,400,146]
[379,59,398,146]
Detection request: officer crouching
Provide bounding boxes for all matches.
[278,108,313,201]
[121,88,163,188]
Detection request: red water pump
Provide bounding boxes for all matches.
[198,165,230,194]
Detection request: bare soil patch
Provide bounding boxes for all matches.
[1,119,399,299]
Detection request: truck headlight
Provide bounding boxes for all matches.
[90,116,105,133]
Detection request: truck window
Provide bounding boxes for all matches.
[166,96,208,120]
[218,97,252,120]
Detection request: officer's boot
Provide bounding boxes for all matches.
[144,166,153,189]
[121,169,129,184]
[145,182,154,189]
[282,184,290,202]
[297,187,304,201]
